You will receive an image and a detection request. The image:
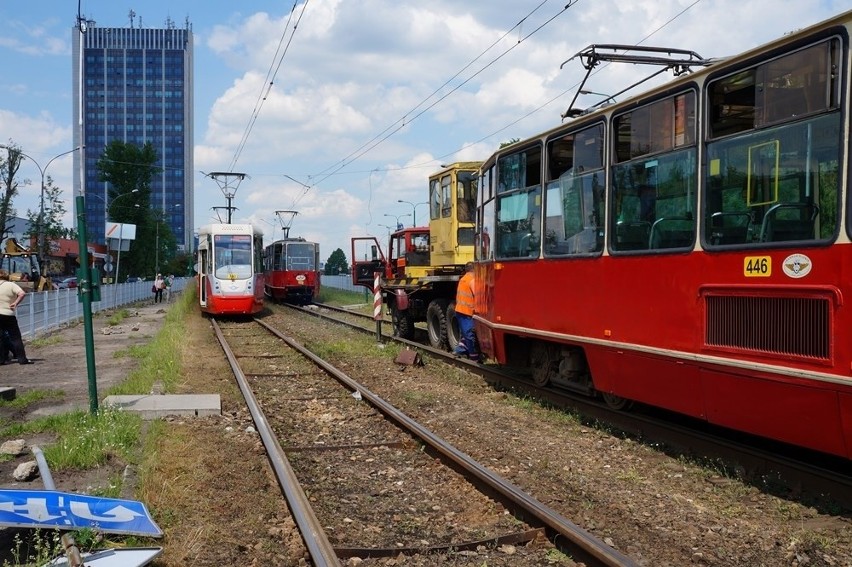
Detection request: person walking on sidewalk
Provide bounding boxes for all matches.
[164,274,173,302]
[153,273,165,303]
[0,270,33,364]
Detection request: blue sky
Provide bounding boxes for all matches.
[1,0,848,260]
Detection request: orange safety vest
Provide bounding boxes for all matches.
[455,272,476,316]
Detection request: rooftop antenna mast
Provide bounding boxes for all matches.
[205,172,247,224]
[128,9,135,28]
[274,210,298,239]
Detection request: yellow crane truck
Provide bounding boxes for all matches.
[351,162,480,351]
[0,238,53,292]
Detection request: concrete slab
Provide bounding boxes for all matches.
[0,387,16,401]
[102,394,221,420]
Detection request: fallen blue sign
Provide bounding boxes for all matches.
[0,489,162,537]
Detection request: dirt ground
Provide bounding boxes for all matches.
[0,300,170,422]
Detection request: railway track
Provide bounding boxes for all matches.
[211,315,637,566]
[294,302,852,512]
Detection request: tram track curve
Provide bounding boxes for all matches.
[211,315,637,566]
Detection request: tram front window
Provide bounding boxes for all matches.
[214,235,254,279]
[286,243,316,270]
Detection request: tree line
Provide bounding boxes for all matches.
[0,140,188,280]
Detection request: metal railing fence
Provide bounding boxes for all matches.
[15,278,189,338]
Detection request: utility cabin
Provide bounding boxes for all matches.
[351,227,430,285]
[350,162,482,351]
[428,161,480,266]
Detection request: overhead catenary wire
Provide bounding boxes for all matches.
[228,0,310,173]
[304,0,579,193]
[303,0,705,184]
[222,0,704,220]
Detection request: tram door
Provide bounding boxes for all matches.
[198,248,208,306]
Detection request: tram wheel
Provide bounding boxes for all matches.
[530,342,555,386]
[601,392,634,411]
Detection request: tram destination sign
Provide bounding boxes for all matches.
[0,489,162,537]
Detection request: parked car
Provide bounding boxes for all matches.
[126,276,143,283]
[55,277,77,290]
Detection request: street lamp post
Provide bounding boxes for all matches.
[383,213,411,231]
[396,200,427,227]
[0,145,81,265]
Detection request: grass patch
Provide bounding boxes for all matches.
[1,408,142,471]
[0,389,63,410]
[107,308,131,326]
[2,529,63,567]
[28,334,63,348]
[317,286,369,306]
[106,291,193,396]
[112,343,148,360]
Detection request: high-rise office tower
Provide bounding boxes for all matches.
[72,16,194,254]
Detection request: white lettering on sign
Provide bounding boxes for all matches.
[0,498,61,522]
[69,501,145,523]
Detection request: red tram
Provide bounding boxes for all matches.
[474,11,852,458]
[196,223,265,316]
[262,210,321,304]
[263,237,321,304]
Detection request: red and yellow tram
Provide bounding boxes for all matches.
[196,223,265,316]
[474,11,852,458]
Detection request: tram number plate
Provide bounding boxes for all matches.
[744,256,772,277]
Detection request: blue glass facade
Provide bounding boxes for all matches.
[72,23,194,251]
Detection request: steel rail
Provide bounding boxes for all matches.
[210,318,340,567]
[255,316,638,567]
[293,303,852,511]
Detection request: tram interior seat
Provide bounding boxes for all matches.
[615,221,650,251]
[759,202,819,243]
[649,217,695,249]
[709,211,751,245]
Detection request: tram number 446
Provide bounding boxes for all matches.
[744,256,772,277]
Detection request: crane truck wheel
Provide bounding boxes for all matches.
[445,301,461,352]
[391,303,415,340]
[426,299,450,349]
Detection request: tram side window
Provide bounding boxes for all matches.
[254,235,264,274]
[610,92,697,252]
[705,38,841,247]
[544,124,605,256]
[495,146,542,259]
[708,40,839,138]
[704,114,840,245]
[477,197,496,261]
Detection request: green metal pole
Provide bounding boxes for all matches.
[76,195,99,413]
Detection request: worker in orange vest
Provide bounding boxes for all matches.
[453,262,480,362]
